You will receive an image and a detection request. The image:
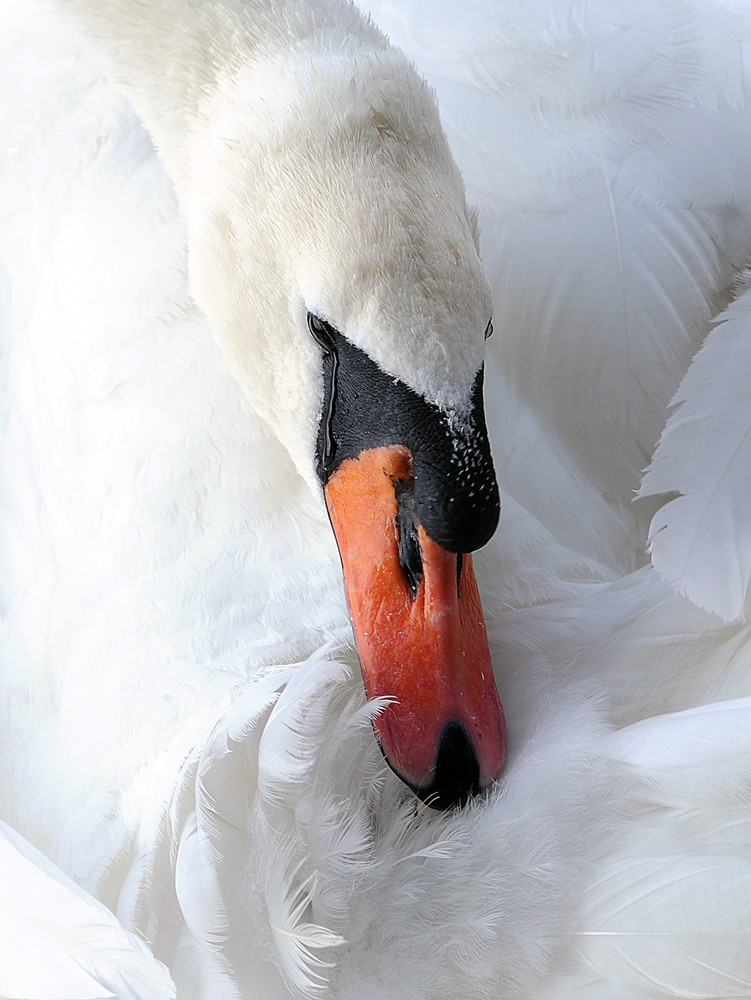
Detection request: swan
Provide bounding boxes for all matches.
[2,0,751,997]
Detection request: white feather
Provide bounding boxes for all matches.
[0,820,175,1000]
[640,278,751,621]
[567,700,751,999]
[573,856,751,999]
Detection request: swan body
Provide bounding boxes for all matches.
[3,0,751,997]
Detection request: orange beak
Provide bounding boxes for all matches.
[325,444,506,808]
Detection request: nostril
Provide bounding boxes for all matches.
[394,476,423,599]
[415,721,481,810]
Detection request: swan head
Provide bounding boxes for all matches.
[181,37,505,807]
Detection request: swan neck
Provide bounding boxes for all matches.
[53,0,387,185]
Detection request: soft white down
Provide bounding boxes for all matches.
[2,1,751,998]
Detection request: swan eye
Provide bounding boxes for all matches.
[308,312,336,353]
[484,319,493,340]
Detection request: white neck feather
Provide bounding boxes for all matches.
[52,0,388,189]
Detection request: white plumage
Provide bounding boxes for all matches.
[0,819,175,1000]
[2,0,751,998]
[641,273,751,620]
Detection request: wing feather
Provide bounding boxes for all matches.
[640,279,751,620]
[0,821,176,1000]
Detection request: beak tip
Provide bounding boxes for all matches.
[379,716,506,811]
[416,720,482,810]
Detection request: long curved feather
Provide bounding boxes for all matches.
[640,278,751,621]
